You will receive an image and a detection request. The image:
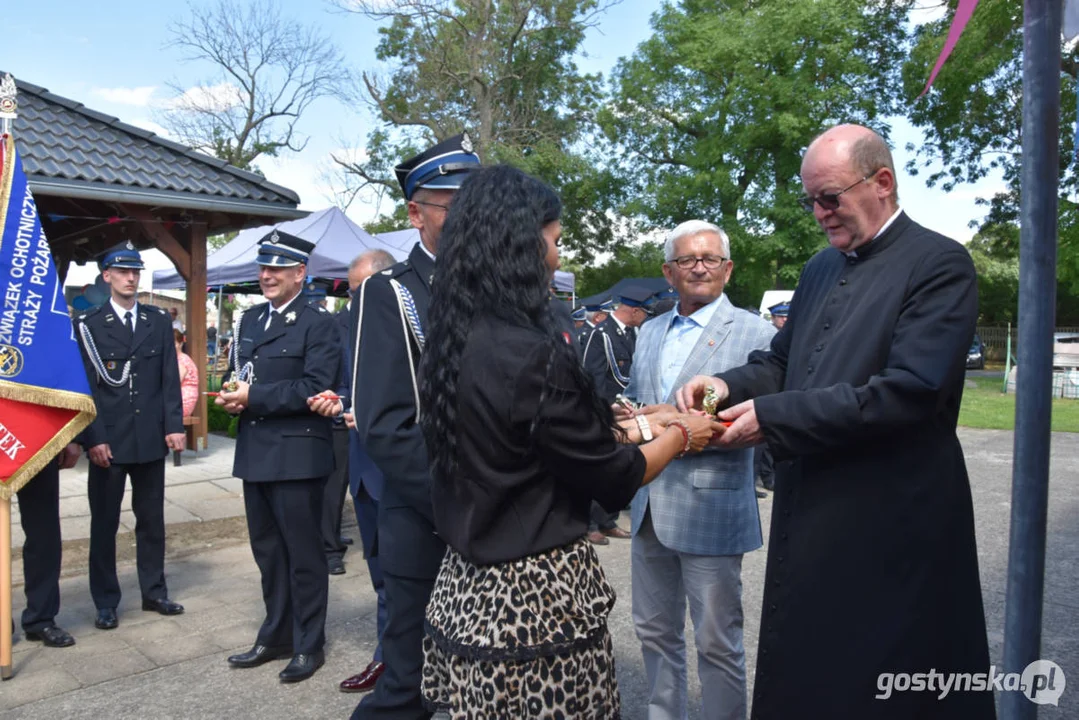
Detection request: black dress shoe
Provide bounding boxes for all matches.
[95,608,118,630]
[142,597,185,616]
[25,624,76,648]
[756,489,767,498]
[339,536,354,546]
[279,651,325,683]
[228,644,293,669]
[328,556,346,575]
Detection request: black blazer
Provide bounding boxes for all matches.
[433,316,645,566]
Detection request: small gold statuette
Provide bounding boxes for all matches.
[223,379,240,393]
[702,386,720,416]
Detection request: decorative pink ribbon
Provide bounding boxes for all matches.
[919,0,982,98]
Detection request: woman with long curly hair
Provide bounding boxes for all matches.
[418,165,721,718]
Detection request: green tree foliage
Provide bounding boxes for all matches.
[599,0,912,307]
[902,0,1079,303]
[332,0,620,260]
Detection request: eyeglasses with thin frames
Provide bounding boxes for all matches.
[799,170,879,212]
[413,199,451,213]
[669,255,728,270]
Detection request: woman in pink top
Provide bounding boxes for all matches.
[174,329,198,417]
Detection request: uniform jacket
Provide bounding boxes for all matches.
[230,298,339,482]
[719,213,994,719]
[350,243,445,579]
[336,305,384,502]
[75,302,182,465]
[582,315,636,402]
[625,294,775,556]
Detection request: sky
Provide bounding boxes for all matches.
[3,0,1004,290]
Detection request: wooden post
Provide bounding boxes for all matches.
[1,497,12,680]
[187,224,209,449]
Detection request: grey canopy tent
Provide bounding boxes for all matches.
[153,217,576,294]
[152,207,407,289]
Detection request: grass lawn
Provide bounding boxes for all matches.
[959,377,1079,432]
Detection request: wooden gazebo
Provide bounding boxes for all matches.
[11,77,306,448]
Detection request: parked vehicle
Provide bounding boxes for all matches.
[966,334,985,370]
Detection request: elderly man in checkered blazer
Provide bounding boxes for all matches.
[622,220,775,720]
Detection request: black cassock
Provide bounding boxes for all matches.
[718,213,995,720]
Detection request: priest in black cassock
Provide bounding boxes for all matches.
[676,124,994,720]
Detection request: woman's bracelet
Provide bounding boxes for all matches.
[635,414,653,443]
[667,419,692,457]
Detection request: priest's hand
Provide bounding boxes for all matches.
[713,400,763,448]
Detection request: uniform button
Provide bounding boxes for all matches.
[839,279,847,285]
[807,366,814,374]
[823,323,831,330]
[770,604,777,612]
[814,344,823,352]
[761,648,768,656]
[777,556,784,563]
[250,421,256,426]
[254,354,259,360]
[135,409,140,414]
[773,579,780,588]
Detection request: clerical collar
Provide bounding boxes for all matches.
[110,298,137,319]
[845,207,903,258]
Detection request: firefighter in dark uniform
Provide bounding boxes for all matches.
[348,134,480,720]
[581,285,653,544]
[582,286,653,403]
[575,299,611,351]
[74,241,186,631]
[217,231,340,684]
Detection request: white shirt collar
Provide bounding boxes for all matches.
[110,298,137,322]
[418,241,436,262]
[270,289,303,315]
[847,207,904,257]
[610,312,627,332]
[672,293,725,328]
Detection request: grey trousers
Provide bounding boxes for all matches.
[632,510,747,720]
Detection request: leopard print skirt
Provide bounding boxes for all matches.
[422,537,621,719]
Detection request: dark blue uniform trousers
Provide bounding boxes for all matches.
[87,459,168,609]
[17,458,62,632]
[244,478,329,656]
[352,484,387,662]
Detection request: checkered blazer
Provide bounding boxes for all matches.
[626,295,775,556]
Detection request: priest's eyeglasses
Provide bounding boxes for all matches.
[671,254,728,270]
[799,172,877,212]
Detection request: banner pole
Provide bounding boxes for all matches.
[1,496,12,680]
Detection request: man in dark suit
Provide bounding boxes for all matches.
[348,135,479,719]
[581,286,653,545]
[74,241,185,631]
[310,248,397,694]
[217,230,340,684]
[16,443,82,648]
[677,124,994,719]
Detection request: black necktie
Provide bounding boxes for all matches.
[124,311,133,335]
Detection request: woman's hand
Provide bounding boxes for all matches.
[672,413,726,453]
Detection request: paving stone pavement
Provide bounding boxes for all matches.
[0,428,1076,718]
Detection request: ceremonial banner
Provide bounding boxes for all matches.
[0,133,95,499]
[918,0,981,98]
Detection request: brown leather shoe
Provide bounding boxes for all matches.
[587,530,609,546]
[339,660,385,693]
[603,526,631,539]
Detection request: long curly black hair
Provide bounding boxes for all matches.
[419,164,614,483]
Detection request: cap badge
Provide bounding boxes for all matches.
[125,241,135,250]
[269,230,281,244]
[461,132,473,154]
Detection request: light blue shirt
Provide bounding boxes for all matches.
[658,294,726,400]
